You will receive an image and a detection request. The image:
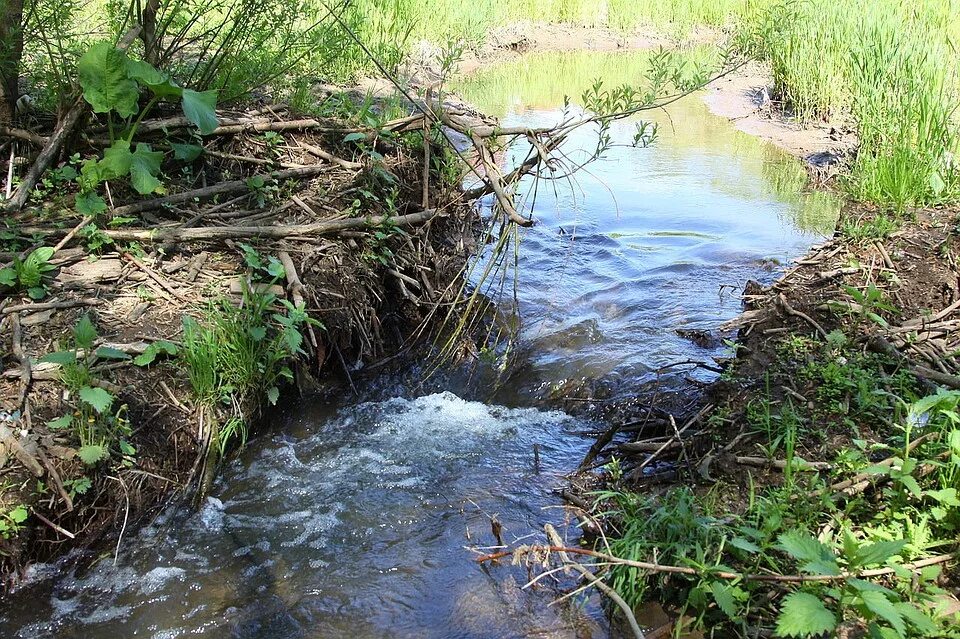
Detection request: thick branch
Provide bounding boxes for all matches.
[21,208,439,243]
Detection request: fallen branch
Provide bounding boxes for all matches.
[0,126,48,146]
[2,97,87,212]
[0,298,100,315]
[779,293,827,339]
[544,524,645,639]
[479,542,956,584]
[867,335,960,390]
[22,208,440,243]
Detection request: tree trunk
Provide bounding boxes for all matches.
[140,0,160,65]
[0,0,25,123]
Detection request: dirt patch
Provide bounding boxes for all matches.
[701,60,857,164]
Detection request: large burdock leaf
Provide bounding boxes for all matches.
[125,59,182,98]
[99,140,134,180]
[181,89,219,135]
[78,42,139,118]
[130,143,165,194]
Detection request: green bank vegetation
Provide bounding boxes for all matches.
[597,333,960,637]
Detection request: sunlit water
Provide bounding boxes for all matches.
[0,51,840,638]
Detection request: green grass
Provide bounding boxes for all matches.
[739,0,960,210]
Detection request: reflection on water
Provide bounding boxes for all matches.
[454,51,840,398]
[0,51,841,638]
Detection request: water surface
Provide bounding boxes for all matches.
[0,50,840,638]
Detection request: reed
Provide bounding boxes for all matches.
[740,0,960,209]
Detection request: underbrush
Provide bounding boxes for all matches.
[597,333,960,637]
[181,274,318,455]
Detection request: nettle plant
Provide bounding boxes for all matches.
[74,41,219,215]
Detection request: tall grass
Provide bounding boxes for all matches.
[740,0,960,210]
[346,0,754,54]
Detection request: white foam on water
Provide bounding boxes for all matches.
[0,392,582,638]
[140,567,186,596]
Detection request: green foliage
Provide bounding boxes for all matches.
[133,340,180,367]
[245,175,279,209]
[843,214,899,241]
[39,315,134,467]
[776,592,836,637]
[832,284,899,329]
[73,41,219,211]
[598,347,959,637]
[0,505,29,540]
[180,284,319,453]
[0,247,57,299]
[739,0,960,209]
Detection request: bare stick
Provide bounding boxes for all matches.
[779,293,827,339]
[297,140,363,170]
[480,543,956,584]
[31,509,76,539]
[545,524,645,639]
[122,252,187,302]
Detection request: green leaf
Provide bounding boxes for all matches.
[95,346,131,360]
[0,267,15,286]
[77,444,108,465]
[119,439,137,456]
[777,530,834,564]
[894,601,938,634]
[860,591,906,637]
[7,506,28,523]
[77,42,139,117]
[853,540,906,569]
[46,415,73,430]
[776,591,837,638]
[181,89,219,135]
[129,143,164,194]
[710,581,739,619]
[67,476,92,495]
[267,386,280,405]
[171,143,203,161]
[925,488,960,506]
[802,558,841,576]
[73,314,98,349]
[27,247,55,265]
[343,132,367,143]
[28,286,46,300]
[99,140,134,180]
[730,536,762,553]
[133,340,178,366]
[79,386,113,414]
[39,350,78,365]
[266,256,285,279]
[124,59,182,98]
[76,191,108,216]
[899,474,923,497]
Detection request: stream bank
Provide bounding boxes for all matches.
[0,100,485,586]
[441,24,960,636]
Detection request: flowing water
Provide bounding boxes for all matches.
[0,51,840,638]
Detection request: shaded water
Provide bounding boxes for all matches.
[0,51,840,638]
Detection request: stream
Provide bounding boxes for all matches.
[0,51,840,638]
